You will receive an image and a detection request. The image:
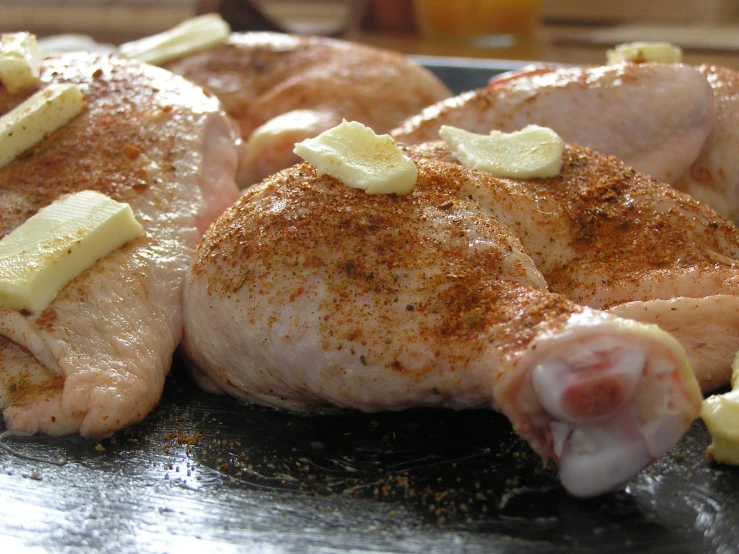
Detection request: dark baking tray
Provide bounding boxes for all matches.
[1,58,738,554]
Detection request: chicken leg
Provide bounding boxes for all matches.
[392,62,715,185]
[181,144,702,496]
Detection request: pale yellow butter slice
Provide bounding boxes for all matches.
[606,42,683,65]
[0,32,42,94]
[0,190,144,313]
[119,13,231,66]
[702,352,739,464]
[293,120,418,195]
[0,83,85,170]
[440,124,565,179]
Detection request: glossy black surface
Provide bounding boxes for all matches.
[2,62,738,554]
[410,55,525,93]
[2,360,737,554]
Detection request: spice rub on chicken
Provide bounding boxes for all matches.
[411,140,739,393]
[182,143,709,497]
[0,52,240,437]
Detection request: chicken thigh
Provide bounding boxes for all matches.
[393,60,739,226]
[392,62,716,185]
[0,53,240,437]
[163,32,452,187]
[182,143,703,497]
[410,141,739,392]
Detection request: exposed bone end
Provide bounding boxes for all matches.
[552,411,689,497]
[530,311,701,497]
[533,343,644,424]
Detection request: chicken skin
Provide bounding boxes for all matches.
[672,65,739,222]
[163,32,452,187]
[0,53,240,437]
[182,143,704,497]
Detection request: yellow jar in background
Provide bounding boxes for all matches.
[413,0,543,46]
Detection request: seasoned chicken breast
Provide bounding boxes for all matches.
[0,53,240,437]
[182,144,704,497]
[164,32,452,187]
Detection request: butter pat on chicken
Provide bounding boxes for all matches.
[0,32,42,94]
[293,119,418,195]
[703,356,739,465]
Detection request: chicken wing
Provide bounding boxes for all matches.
[182,143,702,496]
[0,53,240,437]
[163,32,452,187]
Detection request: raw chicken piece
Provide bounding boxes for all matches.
[610,298,739,392]
[672,65,739,222]
[391,62,716,185]
[0,53,241,437]
[394,60,739,227]
[163,32,452,187]
[410,141,739,393]
[485,63,739,223]
[182,144,702,497]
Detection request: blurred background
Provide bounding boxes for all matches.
[1,0,739,68]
